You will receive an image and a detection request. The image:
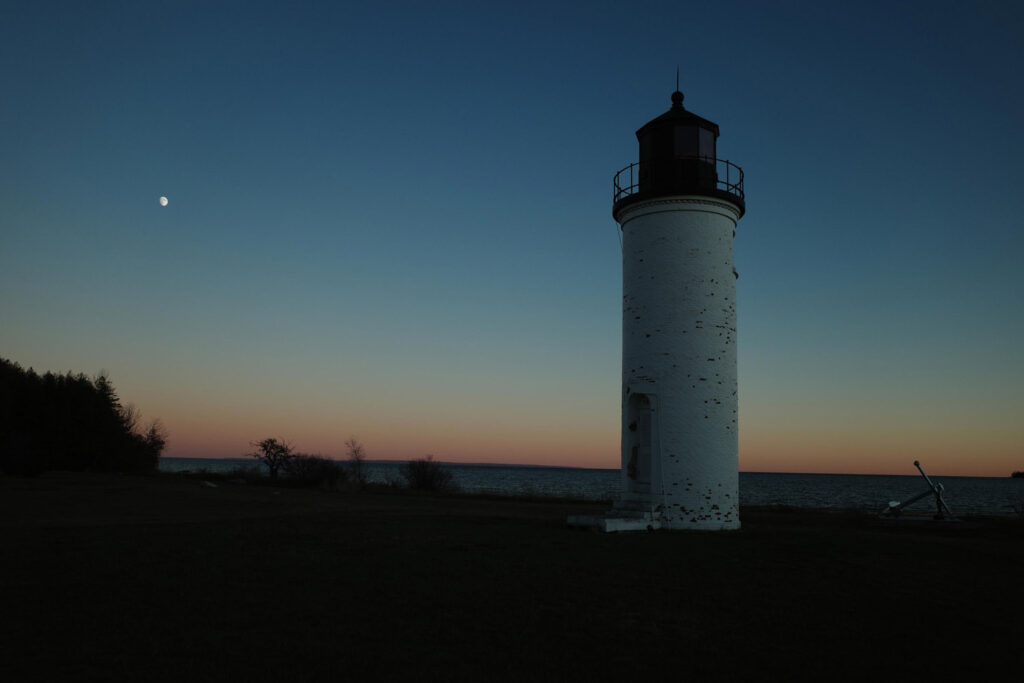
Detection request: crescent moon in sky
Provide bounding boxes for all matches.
[159,196,169,206]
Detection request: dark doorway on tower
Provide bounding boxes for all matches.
[625,393,653,494]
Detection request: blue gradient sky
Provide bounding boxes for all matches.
[2,1,1022,475]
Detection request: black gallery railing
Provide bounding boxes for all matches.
[613,156,745,205]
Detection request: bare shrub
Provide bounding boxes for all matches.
[400,455,457,492]
[283,454,347,489]
[345,436,367,488]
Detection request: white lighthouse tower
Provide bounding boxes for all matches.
[574,87,745,532]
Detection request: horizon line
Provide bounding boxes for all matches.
[159,455,1017,478]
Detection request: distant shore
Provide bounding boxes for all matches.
[158,457,1024,514]
[3,471,1022,680]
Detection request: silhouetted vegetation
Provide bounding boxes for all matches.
[1012,471,1023,479]
[246,438,294,479]
[0,358,166,476]
[214,464,266,484]
[345,436,367,488]
[400,455,457,492]
[283,454,347,489]
[241,438,347,489]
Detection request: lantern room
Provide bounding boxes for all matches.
[613,89,744,218]
[637,89,718,164]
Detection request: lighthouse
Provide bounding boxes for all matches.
[572,87,745,532]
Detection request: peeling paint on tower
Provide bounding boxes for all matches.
[568,86,746,533]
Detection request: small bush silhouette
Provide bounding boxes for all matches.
[283,454,347,489]
[400,456,457,492]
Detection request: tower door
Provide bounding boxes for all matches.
[626,393,653,494]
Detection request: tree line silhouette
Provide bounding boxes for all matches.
[0,358,166,476]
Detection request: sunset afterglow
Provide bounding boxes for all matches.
[2,1,1022,477]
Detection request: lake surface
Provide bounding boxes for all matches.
[160,457,1024,516]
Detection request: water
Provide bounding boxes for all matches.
[159,457,1024,516]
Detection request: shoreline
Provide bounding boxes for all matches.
[155,462,1024,517]
[160,455,1024,479]
[8,469,1023,522]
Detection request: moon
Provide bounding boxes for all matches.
[159,196,169,207]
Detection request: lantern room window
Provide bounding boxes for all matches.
[672,126,717,160]
[674,127,698,157]
[699,127,716,160]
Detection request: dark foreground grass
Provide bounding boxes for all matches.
[3,472,1022,682]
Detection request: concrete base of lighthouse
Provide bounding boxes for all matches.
[567,512,663,533]
[567,509,740,533]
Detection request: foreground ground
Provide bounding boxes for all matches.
[3,472,1022,681]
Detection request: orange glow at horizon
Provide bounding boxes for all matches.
[54,339,1024,480]
[738,431,1021,478]
[163,413,1022,477]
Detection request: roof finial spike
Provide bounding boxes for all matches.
[671,67,684,109]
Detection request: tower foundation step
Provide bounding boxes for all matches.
[567,503,663,532]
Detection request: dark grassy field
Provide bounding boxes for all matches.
[3,472,1022,681]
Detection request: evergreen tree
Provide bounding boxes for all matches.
[0,358,167,475]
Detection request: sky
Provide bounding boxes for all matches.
[2,0,1022,476]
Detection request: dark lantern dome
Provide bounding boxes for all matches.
[613,89,744,218]
[635,88,720,143]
